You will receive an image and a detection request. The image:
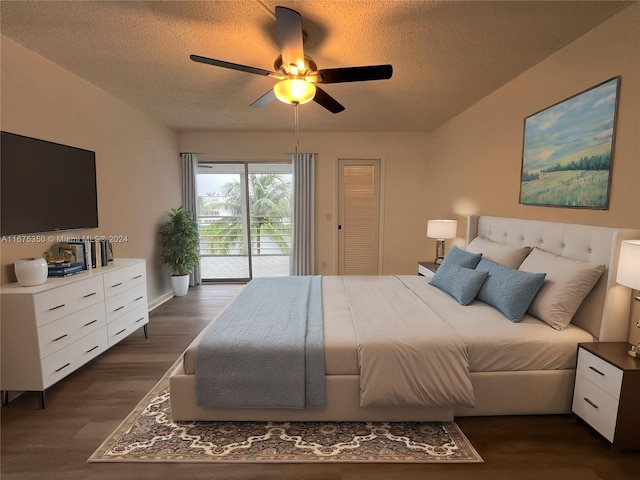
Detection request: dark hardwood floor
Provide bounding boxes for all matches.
[1,284,638,480]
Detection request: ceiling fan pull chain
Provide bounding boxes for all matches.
[294,103,299,154]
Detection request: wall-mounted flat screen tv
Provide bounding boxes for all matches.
[1,131,99,236]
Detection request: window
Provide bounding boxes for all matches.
[197,163,292,281]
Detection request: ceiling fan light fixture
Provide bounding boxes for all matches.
[274,79,316,105]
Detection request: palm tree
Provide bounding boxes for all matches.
[201,174,292,255]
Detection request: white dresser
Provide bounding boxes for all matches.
[1,258,148,407]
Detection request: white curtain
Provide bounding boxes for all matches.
[181,153,201,286]
[290,153,315,276]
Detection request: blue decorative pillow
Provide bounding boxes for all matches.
[430,264,489,305]
[440,245,483,269]
[475,258,546,322]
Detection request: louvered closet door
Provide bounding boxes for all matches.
[338,159,381,275]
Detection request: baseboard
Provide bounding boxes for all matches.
[148,291,174,312]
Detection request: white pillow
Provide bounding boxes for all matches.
[518,248,604,330]
[466,237,532,269]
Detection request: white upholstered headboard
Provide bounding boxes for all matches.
[467,215,640,341]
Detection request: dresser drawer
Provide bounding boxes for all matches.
[107,306,148,346]
[1,259,148,403]
[572,375,619,442]
[33,276,104,327]
[42,327,108,389]
[105,285,147,323]
[576,348,623,399]
[37,302,106,359]
[103,263,146,299]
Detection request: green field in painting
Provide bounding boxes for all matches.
[520,170,609,208]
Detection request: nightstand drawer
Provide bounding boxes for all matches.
[576,348,623,398]
[572,375,619,442]
[418,262,438,278]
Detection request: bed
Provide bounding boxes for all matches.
[169,215,639,421]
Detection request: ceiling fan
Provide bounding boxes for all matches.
[190,5,393,114]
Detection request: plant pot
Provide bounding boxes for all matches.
[170,274,190,297]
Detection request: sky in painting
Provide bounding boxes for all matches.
[522,78,618,172]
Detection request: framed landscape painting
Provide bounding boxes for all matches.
[519,77,620,209]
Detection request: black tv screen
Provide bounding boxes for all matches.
[1,131,99,236]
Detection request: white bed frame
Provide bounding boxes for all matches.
[169,215,639,421]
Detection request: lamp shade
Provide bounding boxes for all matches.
[427,219,457,239]
[616,240,640,290]
[273,79,316,105]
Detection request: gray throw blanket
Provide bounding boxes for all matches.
[196,276,324,409]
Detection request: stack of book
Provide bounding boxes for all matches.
[47,262,84,277]
[61,238,110,269]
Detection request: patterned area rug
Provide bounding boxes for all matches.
[88,366,482,463]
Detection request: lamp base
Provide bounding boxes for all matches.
[435,240,445,265]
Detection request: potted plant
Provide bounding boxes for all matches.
[159,206,200,297]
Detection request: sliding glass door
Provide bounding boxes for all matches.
[197,162,292,281]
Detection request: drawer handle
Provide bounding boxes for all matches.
[135,317,145,323]
[133,274,142,279]
[588,366,605,376]
[114,306,125,312]
[84,319,98,327]
[48,304,66,311]
[134,296,144,302]
[55,363,71,373]
[116,328,127,336]
[53,334,68,342]
[83,292,97,298]
[583,397,599,409]
[86,345,99,353]
[111,282,123,288]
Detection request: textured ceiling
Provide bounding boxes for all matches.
[0,1,632,133]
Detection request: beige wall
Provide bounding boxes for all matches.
[180,5,639,278]
[179,131,430,275]
[424,3,640,237]
[0,36,182,304]
[1,4,637,323]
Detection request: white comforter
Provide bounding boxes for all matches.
[182,275,592,410]
[339,276,476,408]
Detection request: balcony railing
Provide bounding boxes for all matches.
[198,215,292,257]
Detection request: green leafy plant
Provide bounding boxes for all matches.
[159,207,200,276]
[200,174,292,255]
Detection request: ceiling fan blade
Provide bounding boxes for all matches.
[313,65,393,84]
[250,89,277,108]
[275,6,305,70]
[313,87,345,114]
[190,54,275,77]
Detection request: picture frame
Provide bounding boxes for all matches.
[519,76,620,209]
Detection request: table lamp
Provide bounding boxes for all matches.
[616,239,640,357]
[427,220,457,265]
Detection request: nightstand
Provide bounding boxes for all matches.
[418,261,439,278]
[572,342,640,450]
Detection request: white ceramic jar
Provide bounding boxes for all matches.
[14,257,48,286]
